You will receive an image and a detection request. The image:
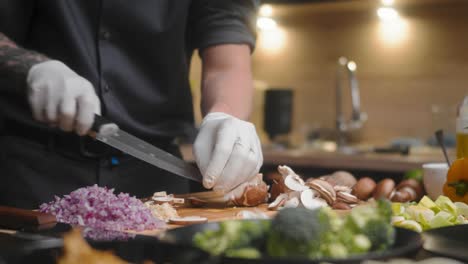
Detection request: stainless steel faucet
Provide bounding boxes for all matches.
[335,57,367,149]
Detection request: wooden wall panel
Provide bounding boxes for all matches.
[250,0,468,145]
[190,0,468,146]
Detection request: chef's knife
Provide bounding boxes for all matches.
[90,115,203,183]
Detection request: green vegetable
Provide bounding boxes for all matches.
[193,220,269,256]
[394,220,422,233]
[392,195,468,232]
[361,219,395,251]
[193,201,396,260]
[435,196,458,216]
[455,202,468,217]
[419,196,440,213]
[405,205,435,230]
[323,242,348,258]
[404,169,423,182]
[351,234,372,253]
[346,200,395,251]
[225,248,262,259]
[266,207,330,258]
[429,211,455,229]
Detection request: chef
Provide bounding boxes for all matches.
[0,1,263,209]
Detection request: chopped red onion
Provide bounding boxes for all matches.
[40,185,164,232]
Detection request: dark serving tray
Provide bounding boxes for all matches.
[162,220,423,264]
[0,220,423,264]
[0,225,210,264]
[423,224,468,262]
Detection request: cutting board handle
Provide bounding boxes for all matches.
[0,206,56,230]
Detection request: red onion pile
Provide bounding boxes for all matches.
[40,185,164,232]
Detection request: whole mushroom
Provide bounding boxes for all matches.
[322,171,357,188]
[373,178,395,200]
[396,179,424,200]
[391,179,424,203]
[352,177,377,201]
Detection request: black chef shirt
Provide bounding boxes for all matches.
[0,0,257,141]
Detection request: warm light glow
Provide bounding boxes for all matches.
[258,27,286,54]
[257,17,277,31]
[259,4,273,17]
[347,61,357,71]
[377,6,407,46]
[379,18,408,45]
[377,7,399,22]
[323,141,337,152]
[381,0,394,6]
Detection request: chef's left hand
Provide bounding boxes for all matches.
[193,112,263,192]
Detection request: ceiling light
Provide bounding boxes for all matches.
[257,17,277,31]
[377,7,399,22]
[259,4,273,17]
[381,0,394,6]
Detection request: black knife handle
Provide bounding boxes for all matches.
[90,114,119,135]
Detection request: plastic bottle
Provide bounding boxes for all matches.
[456,95,468,158]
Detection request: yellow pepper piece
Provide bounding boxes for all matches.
[443,158,468,203]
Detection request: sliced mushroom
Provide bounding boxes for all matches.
[300,189,325,210]
[277,165,297,177]
[284,174,309,192]
[283,192,301,208]
[284,196,300,208]
[306,179,336,205]
[334,185,352,193]
[332,202,352,210]
[268,193,288,210]
[336,192,360,204]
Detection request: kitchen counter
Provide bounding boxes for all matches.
[0,204,458,262]
[180,144,452,173]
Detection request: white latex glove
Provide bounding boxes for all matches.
[193,112,263,192]
[27,60,101,135]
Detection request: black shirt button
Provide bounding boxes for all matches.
[99,28,111,40]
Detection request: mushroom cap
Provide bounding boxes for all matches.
[352,177,377,201]
[327,171,358,188]
[373,178,396,199]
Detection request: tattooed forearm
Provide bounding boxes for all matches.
[0,32,49,77]
[0,32,49,94]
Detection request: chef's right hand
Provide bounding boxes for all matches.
[27,60,101,135]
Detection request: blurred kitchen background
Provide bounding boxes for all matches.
[186,0,468,178]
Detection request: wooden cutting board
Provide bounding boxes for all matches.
[137,204,276,236]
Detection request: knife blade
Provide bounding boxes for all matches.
[90,115,203,183]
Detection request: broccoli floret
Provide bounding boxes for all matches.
[366,199,395,251]
[266,208,330,258]
[225,248,262,259]
[377,199,393,222]
[193,220,269,256]
[343,199,395,252]
[362,219,395,251]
